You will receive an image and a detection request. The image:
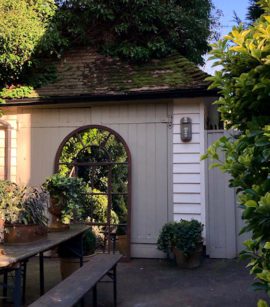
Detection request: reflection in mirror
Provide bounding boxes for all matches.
[56,126,130,258]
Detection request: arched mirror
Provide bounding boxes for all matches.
[55,126,131,259]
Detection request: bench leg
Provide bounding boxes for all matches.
[113,265,117,307]
[39,252,45,295]
[93,284,97,307]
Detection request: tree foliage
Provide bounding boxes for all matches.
[0,0,64,85]
[55,0,214,65]
[247,0,264,23]
[204,1,270,303]
[0,0,217,90]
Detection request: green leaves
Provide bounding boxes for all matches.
[55,0,213,65]
[207,2,270,302]
[157,220,203,258]
[0,0,59,85]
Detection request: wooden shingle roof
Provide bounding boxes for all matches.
[33,48,210,98]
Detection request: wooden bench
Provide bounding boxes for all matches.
[28,253,122,307]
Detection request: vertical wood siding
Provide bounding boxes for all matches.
[7,102,170,258]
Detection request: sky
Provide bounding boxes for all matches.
[203,0,250,74]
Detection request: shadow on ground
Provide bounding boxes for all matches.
[19,257,269,306]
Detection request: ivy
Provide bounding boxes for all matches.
[204,1,270,305]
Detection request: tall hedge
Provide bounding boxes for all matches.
[204,1,270,305]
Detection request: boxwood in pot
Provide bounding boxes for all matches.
[157,219,204,268]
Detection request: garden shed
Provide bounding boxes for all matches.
[0,48,241,259]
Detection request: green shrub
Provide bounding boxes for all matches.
[157,220,203,257]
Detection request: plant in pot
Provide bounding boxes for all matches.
[157,219,204,268]
[43,174,88,231]
[58,228,97,279]
[0,180,48,244]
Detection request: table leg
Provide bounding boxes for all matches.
[22,261,27,303]
[39,252,44,295]
[13,266,21,307]
[80,235,83,267]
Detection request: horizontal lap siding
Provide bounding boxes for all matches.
[172,99,205,224]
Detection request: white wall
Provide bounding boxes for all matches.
[172,98,206,229]
[0,113,17,182]
[3,101,170,258]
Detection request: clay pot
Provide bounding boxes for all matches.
[173,244,203,269]
[60,254,94,279]
[117,235,128,256]
[4,224,47,244]
[48,197,69,232]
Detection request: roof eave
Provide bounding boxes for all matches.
[0,87,218,107]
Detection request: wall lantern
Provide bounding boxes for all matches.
[180,117,192,142]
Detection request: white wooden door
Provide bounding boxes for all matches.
[206,130,237,258]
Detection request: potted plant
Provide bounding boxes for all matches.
[0,180,48,243]
[43,174,88,231]
[157,219,204,268]
[58,228,97,279]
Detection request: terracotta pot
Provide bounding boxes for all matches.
[48,197,69,232]
[117,235,128,256]
[173,245,203,269]
[60,254,94,279]
[4,224,47,244]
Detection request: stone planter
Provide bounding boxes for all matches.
[4,224,47,244]
[173,244,203,269]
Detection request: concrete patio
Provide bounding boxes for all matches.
[18,256,268,307]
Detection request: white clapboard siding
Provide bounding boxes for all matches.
[173,193,201,204]
[174,204,201,214]
[173,113,200,124]
[173,163,200,174]
[174,213,201,222]
[172,99,205,225]
[173,143,200,153]
[13,102,169,258]
[173,183,200,193]
[173,173,200,183]
[173,133,200,144]
[173,153,200,164]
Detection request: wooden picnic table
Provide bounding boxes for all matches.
[0,224,90,307]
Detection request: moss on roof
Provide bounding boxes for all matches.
[29,48,210,98]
